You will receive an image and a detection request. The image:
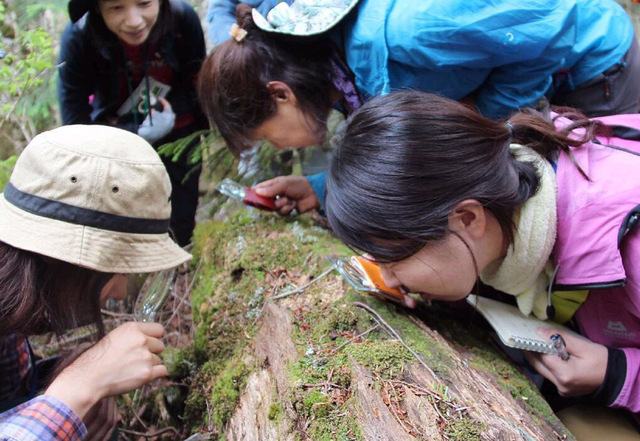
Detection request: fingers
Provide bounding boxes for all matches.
[523,351,556,381]
[138,322,165,338]
[146,336,165,354]
[403,294,417,309]
[255,177,287,197]
[536,327,591,356]
[274,198,297,216]
[295,194,320,213]
[151,364,169,380]
[157,96,172,111]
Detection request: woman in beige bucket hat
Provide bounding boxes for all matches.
[0,125,191,440]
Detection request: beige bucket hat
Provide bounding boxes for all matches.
[0,125,191,273]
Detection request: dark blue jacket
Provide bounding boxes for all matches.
[57,0,206,134]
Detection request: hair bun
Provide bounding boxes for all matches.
[235,3,257,32]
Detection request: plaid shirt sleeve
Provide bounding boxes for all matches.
[0,395,87,441]
[0,334,31,402]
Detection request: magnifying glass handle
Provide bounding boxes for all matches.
[243,187,277,211]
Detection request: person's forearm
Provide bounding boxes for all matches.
[45,378,100,420]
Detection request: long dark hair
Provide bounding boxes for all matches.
[326,91,605,263]
[0,241,112,340]
[87,0,173,48]
[197,3,336,155]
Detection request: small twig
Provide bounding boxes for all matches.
[169,290,192,308]
[166,259,203,326]
[252,265,334,325]
[119,426,180,438]
[381,378,459,432]
[329,324,380,355]
[303,381,346,390]
[100,310,134,319]
[271,266,333,300]
[386,379,459,409]
[352,301,440,382]
[133,403,149,429]
[386,380,412,434]
[185,259,204,294]
[302,251,314,268]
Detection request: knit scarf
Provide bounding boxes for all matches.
[479,144,557,319]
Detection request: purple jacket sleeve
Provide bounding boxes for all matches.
[612,348,640,413]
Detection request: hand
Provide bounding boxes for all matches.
[84,397,118,441]
[45,322,167,418]
[524,328,608,396]
[389,291,417,309]
[137,97,175,144]
[254,175,320,215]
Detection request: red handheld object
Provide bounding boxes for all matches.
[243,187,277,211]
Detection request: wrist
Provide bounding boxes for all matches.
[588,347,626,406]
[305,172,326,209]
[45,371,102,418]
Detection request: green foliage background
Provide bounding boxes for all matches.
[0,0,67,159]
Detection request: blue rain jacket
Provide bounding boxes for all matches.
[336,0,634,119]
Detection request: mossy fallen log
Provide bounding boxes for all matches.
[174,208,573,441]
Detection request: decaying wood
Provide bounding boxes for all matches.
[183,215,574,441]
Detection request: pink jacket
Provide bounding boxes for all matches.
[554,113,640,414]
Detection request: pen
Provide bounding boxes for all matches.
[550,333,570,360]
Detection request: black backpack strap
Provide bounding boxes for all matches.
[618,204,640,248]
[609,125,640,142]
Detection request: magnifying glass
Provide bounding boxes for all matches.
[133,268,178,322]
[327,255,405,304]
[216,178,277,211]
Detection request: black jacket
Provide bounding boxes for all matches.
[57,0,206,135]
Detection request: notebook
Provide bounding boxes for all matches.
[466,294,577,354]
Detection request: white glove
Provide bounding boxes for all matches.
[138,105,175,144]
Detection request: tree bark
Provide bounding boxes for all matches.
[183,214,573,441]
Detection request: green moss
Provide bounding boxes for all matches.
[301,389,330,418]
[347,340,414,375]
[182,214,353,435]
[268,403,282,421]
[183,362,211,430]
[302,302,372,343]
[311,404,362,441]
[424,299,567,433]
[182,212,564,439]
[443,417,485,441]
[369,297,455,375]
[468,346,554,421]
[163,346,198,379]
[208,357,251,428]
